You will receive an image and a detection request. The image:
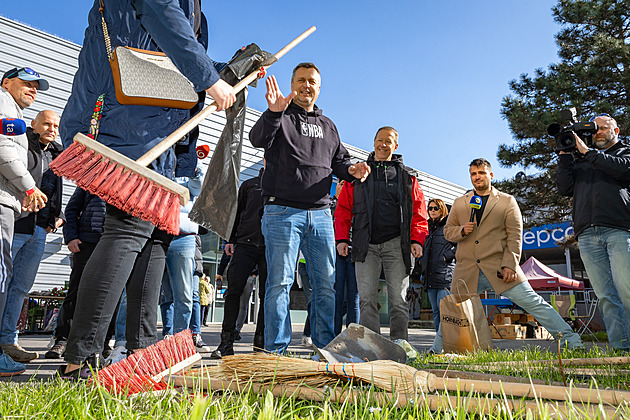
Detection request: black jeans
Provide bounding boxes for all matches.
[222,244,266,337]
[55,242,97,341]
[64,205,172,364]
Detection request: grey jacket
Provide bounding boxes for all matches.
[0,88,36,214]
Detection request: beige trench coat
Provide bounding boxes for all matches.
[443,187,526,295]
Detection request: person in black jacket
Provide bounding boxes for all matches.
[211,168,266,358]
[419,198,456,351]
[0,110,64,362]
[250,63,370,352]
[335,127,428,341]
[45,186,106,359]
[557,114,630,351]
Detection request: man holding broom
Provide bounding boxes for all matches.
[436,158,583,352]
[250,63,370,352]
[58,0,235,380]
[0,66,49,376]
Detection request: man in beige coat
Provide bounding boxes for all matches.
[429,158,582,353]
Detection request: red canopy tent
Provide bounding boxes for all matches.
[521,256,585,291]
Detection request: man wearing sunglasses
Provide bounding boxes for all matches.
[439,158,582,352]
[557,114,630,352]
[335,126,428,341]
[0,66,50,375]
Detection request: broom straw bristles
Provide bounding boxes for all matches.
[218,353,430,394]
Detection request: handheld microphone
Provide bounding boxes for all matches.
[0,118,27,136]
[469,195,482,223]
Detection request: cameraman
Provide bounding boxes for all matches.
[557,114,630,352]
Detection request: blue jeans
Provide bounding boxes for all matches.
[189,275,201,335]
[160,235,196,334]
[578,227,630,349]
[427,287,448,333]
[114,288,127,347]
[432,271,582,352]
[0,226,47,344]
[334,254,360,335]
[262,205,336,352]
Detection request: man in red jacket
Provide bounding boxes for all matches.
[335,126,428,340]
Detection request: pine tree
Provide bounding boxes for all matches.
[498,0,630,227]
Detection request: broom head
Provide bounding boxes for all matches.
[50,133,190,235]
[92,329,201,394]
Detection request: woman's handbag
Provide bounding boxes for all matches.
[99,1,199,109]
[440,281,494,353]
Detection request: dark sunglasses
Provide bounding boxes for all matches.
[428,206,440,211]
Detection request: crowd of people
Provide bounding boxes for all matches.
[0,0,627,381]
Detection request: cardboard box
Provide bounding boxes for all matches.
[533,326,554,340]
[493,313,512,325]
[519,314,536,324]
[490,324,527,339]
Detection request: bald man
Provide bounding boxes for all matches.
[0,110,65,362]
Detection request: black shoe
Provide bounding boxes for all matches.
[210,331,234,359]
[45,340,67,359]
[234,331,242,341]
[56,364,92,381]
[253,334,264,352]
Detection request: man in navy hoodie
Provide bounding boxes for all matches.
[249,63,370,352]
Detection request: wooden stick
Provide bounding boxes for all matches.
[430,376,630,406]
[151,353,201,382]
[426,369,568,387]
[170,375,621,418]
[468,356,630,368]
[136,26,316,167]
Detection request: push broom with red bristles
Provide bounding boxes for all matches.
[93,329,201,394]
[50,26,316,235]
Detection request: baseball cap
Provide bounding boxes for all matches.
[1,67,49,91]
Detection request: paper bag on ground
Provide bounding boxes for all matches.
[440,293,494,353]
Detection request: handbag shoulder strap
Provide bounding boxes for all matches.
[99,0,113,60]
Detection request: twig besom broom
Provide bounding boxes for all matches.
[50,26,316,235]
[217,353,630,406]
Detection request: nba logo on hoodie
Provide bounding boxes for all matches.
[300,122,323,138]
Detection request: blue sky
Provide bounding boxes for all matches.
[1,1,560,187]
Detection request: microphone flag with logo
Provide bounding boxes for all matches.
[469,195,482,223]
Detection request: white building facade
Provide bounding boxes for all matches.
[0,16,466,292]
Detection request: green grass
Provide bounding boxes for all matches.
[0,347,629,419]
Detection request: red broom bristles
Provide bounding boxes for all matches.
[94,330,198,394]
[113,172,141,208]
[49,142,86,171]
[51,143,183,235]
[76,157,110,190]
[93,164,125,201]
[85,157,117,191]
[121,177,149,214]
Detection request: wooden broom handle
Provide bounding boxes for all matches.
[136,26,316,167]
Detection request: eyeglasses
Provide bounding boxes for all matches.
[428,206,440,211]
[589,113,612,122]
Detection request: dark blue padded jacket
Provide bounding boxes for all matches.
[60,0,223,178]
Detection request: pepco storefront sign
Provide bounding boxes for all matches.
[522,222,573,250]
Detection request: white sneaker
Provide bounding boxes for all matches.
[193,334,212,353]
[104,346,127,366]
[301,335,313,347]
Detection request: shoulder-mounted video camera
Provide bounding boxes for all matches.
[547,108,598,152]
